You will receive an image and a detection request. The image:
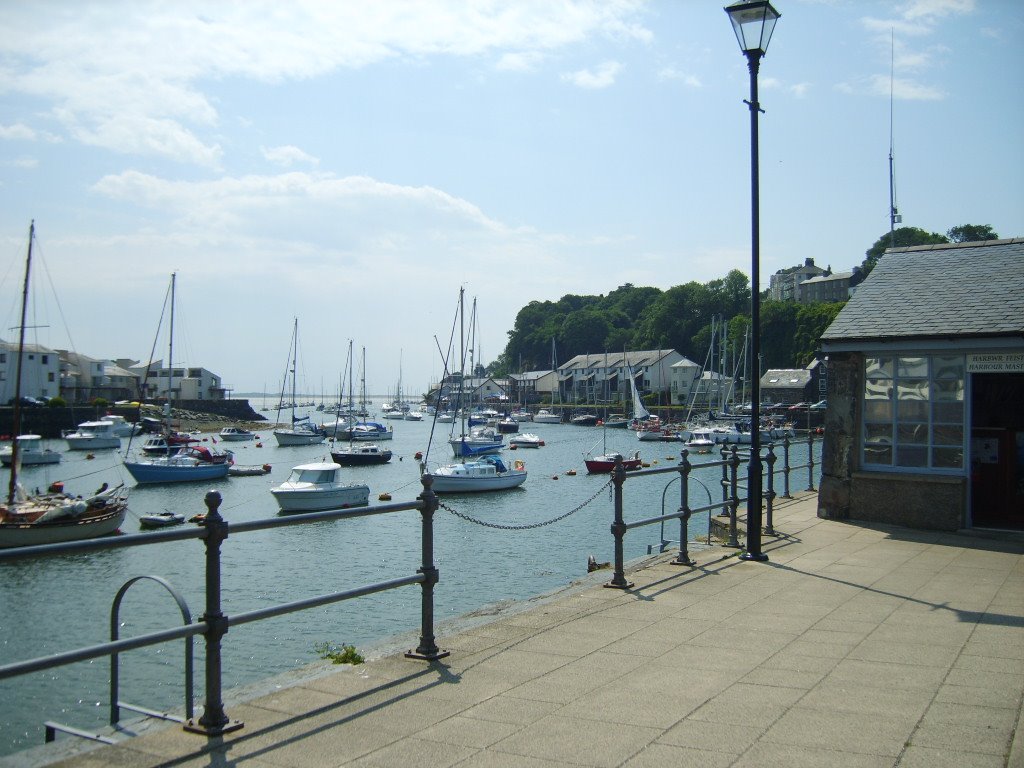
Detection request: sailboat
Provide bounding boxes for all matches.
[1,222,129,547]
[533,338,563,423]
[331,342,392,466]
[447,292,504,457]
[123,274,234,484]
[584,352,641,473]
[425,289,525,492]
[273,319,325,446]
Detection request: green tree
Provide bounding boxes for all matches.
[862,226,948,277]
[946,224,999,243]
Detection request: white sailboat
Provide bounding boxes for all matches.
[273,319,325,446]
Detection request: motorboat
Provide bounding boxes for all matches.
[509,433,543,449]
[321,416,356,440]
[218,426,256,442]
[584,451,642,474]
[570,412,599,427]
[685,429,716,454]
[228,463,272,476]
[124,445,234,484]
[271,462,370,512]
[63,420,121,450]
[510,409,532,422]
[602,414,630,429]
[427,455,527,493]
[330,443,392,466]
[100,414,141,437]
[532,409,562,424]
[0,435,61,466]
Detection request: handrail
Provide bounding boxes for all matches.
[604,432,822,583]
[0,474,447,745]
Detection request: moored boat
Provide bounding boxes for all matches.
[63,420,121,450]
[509,432,543,449]
[0,435,61,466]
[271,462,370,512]
[533,409,561,424]
[218,426,256,442]
[584,451,642,474]
[125,445,233,484]
[427,455,527,493]
[139,511,185,528]
[330,443,392,466]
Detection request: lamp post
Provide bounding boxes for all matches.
[725,0,779,562]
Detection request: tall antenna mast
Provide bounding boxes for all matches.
[888,29,901,248]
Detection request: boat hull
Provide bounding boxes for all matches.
[271,485,370,512]
[124,461,231,484]
[330,448,392,466]
[273,429,324,446]
[0,507,127,548]
[584,454,643,474]
[65,436,121,450]
[429,469,527,493]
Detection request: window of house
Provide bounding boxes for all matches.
[862,354,964,472]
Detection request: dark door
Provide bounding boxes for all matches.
[970,373,1024,529]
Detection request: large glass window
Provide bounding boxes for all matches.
[862,354,964,471]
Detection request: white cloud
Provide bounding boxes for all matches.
[262,145,319,168]
[7,156,38,168]
[0,123,36,140]
[657,67,702,88]
[561,61,623,89]
[0,1,652,166]
[789,82,810,98]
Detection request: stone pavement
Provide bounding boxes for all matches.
[11,492,1024,768]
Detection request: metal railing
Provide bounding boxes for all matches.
[606,431,821,587]
[0,476,447,743]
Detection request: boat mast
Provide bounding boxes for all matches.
[164,272,176,455]
[7,221,35,505]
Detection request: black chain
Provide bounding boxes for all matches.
[439,478,613,530]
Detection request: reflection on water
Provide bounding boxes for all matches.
[0,414,821,756]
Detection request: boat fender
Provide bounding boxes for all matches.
[513,460,525,471]
[48,481,64,493]
[510,445,517,450]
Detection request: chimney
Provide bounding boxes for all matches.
[805,257,814,268]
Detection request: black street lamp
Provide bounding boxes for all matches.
[724,0,780,562]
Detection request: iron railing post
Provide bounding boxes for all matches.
[671,450,694,566]
[727,445,741,548]
[406,474,450,660]
[184,491,243,736]
[605,456,633,589]
[764,444,777,536]
[719,445,730,517]
[781,434,792,498]
[807,431,817,491]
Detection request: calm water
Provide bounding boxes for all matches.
[0,411,821,756]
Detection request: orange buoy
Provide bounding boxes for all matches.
[256,442,263,448]
[378,492,392,501]
[566,469,576,476]
[262,464,272,472]
[539,441,545,446]
[414,451,423,460]
[86,453,95,460]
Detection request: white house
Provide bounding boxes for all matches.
[0,340,60,402]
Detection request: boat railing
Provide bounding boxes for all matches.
[0,478,447,745]
[603,431,822,587]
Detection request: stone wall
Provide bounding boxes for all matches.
[817,351,860,522]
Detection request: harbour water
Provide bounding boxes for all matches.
[0,410,821,757]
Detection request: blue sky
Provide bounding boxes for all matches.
[1,0,1021,399]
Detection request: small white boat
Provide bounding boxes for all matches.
[427,456,527,493]
[0,435,61,466]
[685,429,716,454]
[139,511,185,528]
[218,426,256,442]
[63,420,122,450]
[228,463,272,476]
[509,433,543,449]
[449,426,504,457]
[271,462,370,512]
[532,409,561,424]
[100,414,141,437]
[351,422,393,441]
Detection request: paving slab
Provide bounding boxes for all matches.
[7,491,1024,768]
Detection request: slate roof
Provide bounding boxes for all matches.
[821,238,1024,343]
[762,369,812,390]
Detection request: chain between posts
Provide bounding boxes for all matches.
[439,479,613,530]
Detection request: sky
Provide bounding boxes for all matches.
[1,0,1022,400]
